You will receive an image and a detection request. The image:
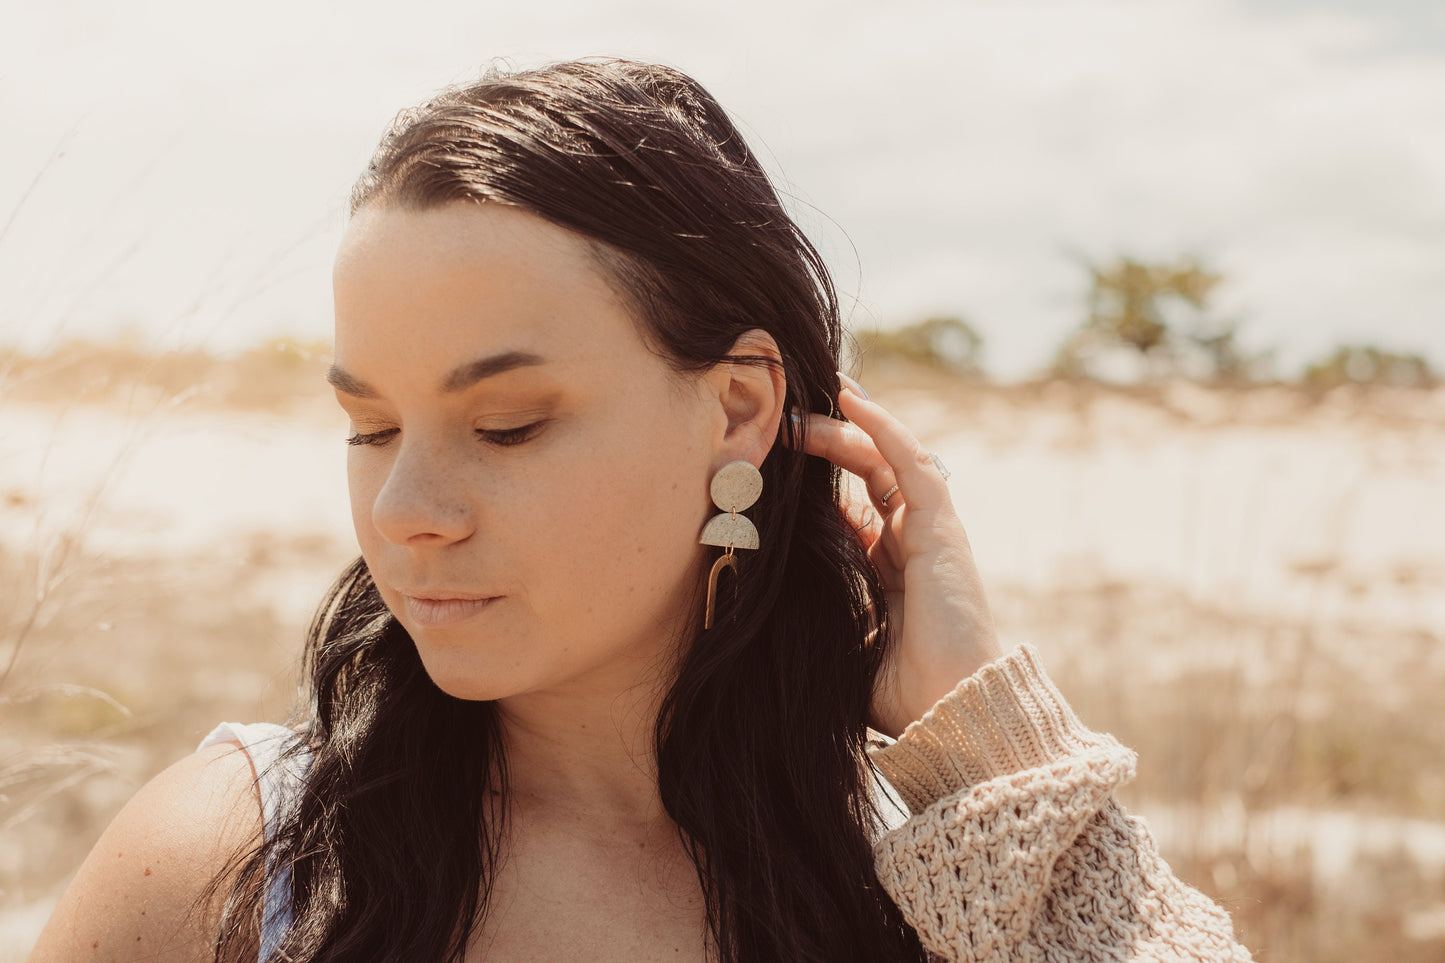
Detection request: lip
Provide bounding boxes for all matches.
[402,594,500,628]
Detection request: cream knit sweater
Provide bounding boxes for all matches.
[867,643,1254,961]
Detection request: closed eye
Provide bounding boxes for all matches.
[344,423,546,448]
[346,428,398,447]
[478,422,545,447]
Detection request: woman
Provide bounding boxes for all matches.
[32,59,1253,962]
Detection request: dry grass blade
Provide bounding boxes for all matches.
[0,741,118,834]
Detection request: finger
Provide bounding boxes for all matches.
[870,541,904,593]
[834,387,952,516]
[838,484,909,585]
[787,410,899,509]
[844,505,903,593]
[839,495,881,551]
[786,409,906,574]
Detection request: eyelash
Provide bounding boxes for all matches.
[344,423,544,448]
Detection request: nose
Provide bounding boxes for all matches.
[369,438,476,547]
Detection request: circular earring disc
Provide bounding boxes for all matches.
[710,459,763,512]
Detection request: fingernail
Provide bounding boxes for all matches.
[837,370,869,400]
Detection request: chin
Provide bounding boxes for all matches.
[411,644,534,702]
[389,600,531,700]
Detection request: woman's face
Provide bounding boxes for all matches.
[331,200,727,701]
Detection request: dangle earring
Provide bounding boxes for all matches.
[698,459,763,630]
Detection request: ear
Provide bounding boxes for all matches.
[705,328,786,471]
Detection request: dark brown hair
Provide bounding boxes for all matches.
[210,58,925,962]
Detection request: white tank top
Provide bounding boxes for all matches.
[197,721,311,963]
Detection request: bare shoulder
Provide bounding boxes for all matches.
[29,739,265,962]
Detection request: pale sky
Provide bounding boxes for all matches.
[3,0,1443,380]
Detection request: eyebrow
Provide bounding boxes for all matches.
[326,350,548,398]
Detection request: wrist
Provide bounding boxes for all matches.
[892,634,1004,734]
[868,643,1123,813]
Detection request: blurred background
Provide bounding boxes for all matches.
[2,1,1443,959]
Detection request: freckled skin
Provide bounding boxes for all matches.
[30,741,266,961]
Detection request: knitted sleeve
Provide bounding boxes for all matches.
[866,643,1253,962]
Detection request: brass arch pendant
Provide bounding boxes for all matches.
[704,549,739,630]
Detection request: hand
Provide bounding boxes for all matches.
[785,375,1002,738]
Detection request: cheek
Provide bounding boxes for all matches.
[345,454,388,553]
[525,425,710,617]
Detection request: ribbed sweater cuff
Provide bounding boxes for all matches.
[867,643,1121,814]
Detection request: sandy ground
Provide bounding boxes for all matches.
[2,371,1442,960]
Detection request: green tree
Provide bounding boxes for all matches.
[860,316,986,375]
[1053,255,1260,383]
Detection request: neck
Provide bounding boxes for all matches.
[496,649,674,831]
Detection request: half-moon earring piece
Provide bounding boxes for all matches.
[699,459,763,629]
